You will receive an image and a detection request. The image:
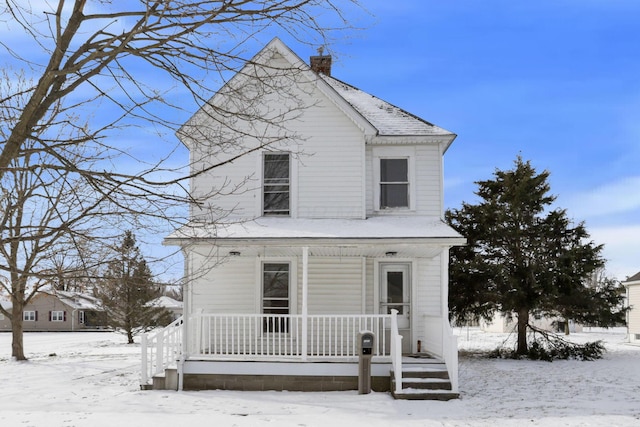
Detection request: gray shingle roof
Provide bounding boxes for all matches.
[625,271,640,282]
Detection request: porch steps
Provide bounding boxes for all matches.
[391,363,459,401]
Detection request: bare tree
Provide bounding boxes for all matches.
[0,69,164,359]
[0,2,364,358]
[0,0,362,175]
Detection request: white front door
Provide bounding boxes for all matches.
[380,263,411,329]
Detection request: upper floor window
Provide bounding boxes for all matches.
[263,153,290,216]
[379,158,409,209]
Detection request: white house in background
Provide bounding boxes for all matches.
[481,312,583,334]
[147,296,183,322]
[623,271,640,344]
[142,38,465,400]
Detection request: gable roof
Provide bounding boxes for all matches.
[180,37,456,149]
[55,291,102,311]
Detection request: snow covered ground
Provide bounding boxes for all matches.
[1,328,639,426]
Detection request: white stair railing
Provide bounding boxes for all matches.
[141,316,184,386]
[390,309,403,393]
[442,321,459,393]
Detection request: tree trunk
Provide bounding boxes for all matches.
[11,304,27,360]
[516,308,529,355]
[564,319,570,336]
[127,329,134,344]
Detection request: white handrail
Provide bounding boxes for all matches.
[442,321,459,393]
[140,316,184,386]
[390,309,403,393]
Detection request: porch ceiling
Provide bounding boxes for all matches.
[214,242,446,259]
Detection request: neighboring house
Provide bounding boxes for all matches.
[623,271,640,344]
[143,38,465,399]
[481,313,583,334]
[147,296,183,322]
[0,290,107,332]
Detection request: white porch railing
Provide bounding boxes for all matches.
[191,313,394,360]
[141,316,183,386]
[141,312,406,388]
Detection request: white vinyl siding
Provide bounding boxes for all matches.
[305,257,363,314]
[188,78,364,221]
[414,144,442,215]
[415,256,442,317]
[294,96,364,219]
[190,251,257,313]
[629,284,640,336]
[366,144,442,216]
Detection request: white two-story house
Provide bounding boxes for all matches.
[142,38,465,400]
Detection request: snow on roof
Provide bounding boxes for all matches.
[147,296,183,309]
[321,75,455,138]
[56,291,102,311]
[166,216,464,242]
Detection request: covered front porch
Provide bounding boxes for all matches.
[148,219,463,397]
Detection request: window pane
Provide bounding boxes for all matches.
[386,272,404,304]
[381,159,407,182]
[264,154,289,180]
[381,184,409,208]
[263,191,290,214]
[263,264,289,300]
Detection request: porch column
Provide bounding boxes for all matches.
[302,246,309,361]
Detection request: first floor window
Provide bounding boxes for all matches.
[263,153,290,216]
[262,262,290,332]
[51,311,65,322]
[23,311,36,321]
[380,158,409,208]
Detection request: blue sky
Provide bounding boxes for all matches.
[2,1,638,281]
[316,0,639,280]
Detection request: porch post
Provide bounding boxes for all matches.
[178,247,190,391]
[302,246,309,361]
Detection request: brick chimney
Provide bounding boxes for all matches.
[310,47,331,76]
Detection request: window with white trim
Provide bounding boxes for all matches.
[379,158,409,209]
[262,262,290,332]
[263,153,290,216]
[23,311,36,321]
[51,311,65,322]
[373,147,416,212]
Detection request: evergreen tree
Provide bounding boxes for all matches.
[446,157,623,355]
[95,231,172,344]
